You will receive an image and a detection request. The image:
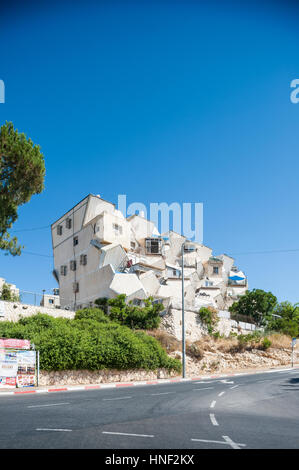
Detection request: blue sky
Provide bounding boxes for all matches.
[1,0,299,303]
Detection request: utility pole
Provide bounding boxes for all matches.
[181,242,186,379]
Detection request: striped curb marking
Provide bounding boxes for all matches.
[0,365,298,397]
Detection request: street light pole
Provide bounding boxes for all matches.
[181,242,186,379]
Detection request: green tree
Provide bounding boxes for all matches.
[107,294,164,329]
[0,122,45,255]
[229,289,277,327]
[0,283,20,301]
[267,301,299,337]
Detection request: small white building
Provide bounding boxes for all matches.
[0,277,20,299]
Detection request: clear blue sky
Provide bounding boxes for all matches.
[1,0,299,303]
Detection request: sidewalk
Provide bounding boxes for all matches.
[0,363,298,397]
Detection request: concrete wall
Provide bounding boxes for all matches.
[0,301,75,322]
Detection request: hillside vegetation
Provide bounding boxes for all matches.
[0,309,181,373]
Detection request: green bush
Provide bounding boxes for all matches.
[261,337,272,350]
[107,295,163,330]
[74,307,109,323]
[0,313,181,373]
[198,307,219,335]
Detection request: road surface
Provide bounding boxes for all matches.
[0,368,298,449]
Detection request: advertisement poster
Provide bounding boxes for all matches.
[16,350,36,387]
[0,343,36,389]
[0,338,30,350]
[0,377,16,388]
[0,361,18,377]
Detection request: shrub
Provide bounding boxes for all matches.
[147,330,180,353]
[0,313,181,373]
[186,341,204,360]
[108,295,163,330]
[74,307,109,323]
[198,307,219,335]
[260,337,272,350]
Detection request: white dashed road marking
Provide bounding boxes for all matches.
[28,402,70,408]
[36,428,72,432]
[193,387,214,391]
[103,396,132,401]
[210,413,219,426]
[102,431,154,438]
[210,400,216,408]
[218,391,225,397]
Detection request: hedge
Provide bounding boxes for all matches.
[0,313,181,373]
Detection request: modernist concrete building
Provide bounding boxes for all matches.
[51,194,248,311]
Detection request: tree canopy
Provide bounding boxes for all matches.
[229,288,277,327]
[0,121,45,255]
[267,301,299,337]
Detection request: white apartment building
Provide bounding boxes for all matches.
[40,289,60,309]
[0,277,20,299]
[51,194,248,311]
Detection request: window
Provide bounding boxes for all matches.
[213,266,219,274]
[73,236,78,246]
[66,218,72,229]
[70,260,76,271]
[60,265,67,276]
[48,299,54,304]
[113,223,123,235]
[57,225,62,235]
[73,282,79,293]
[130,241,136,250]
[145,238,162,254]
[80,254,87,266]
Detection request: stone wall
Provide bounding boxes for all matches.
[161,304,254,341]
[39,368,177,386]
[0,300,75,323]
[171,347,296,376]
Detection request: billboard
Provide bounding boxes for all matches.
[0,338,30,350]
[0,341,36,388]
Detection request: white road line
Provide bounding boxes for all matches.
[210,400,216,408]
[230,385,239,389]
[223,435,246,449]
[151,392,175,396]
[210,413,219,426]
[103,396,132,401]
[102,431,154,438]
[28,402,70,408]
[218,391,225,397]
[193,387,214,391]
[36,428,72,432]
[194,381,214,384]
[257,380,271,383]
[191,437,246,448]
[220,379,234,384]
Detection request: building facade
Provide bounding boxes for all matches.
[51,194,248,311]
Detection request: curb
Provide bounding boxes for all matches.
[0,365,298,397]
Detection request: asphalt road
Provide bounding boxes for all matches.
[0,368,299,449]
